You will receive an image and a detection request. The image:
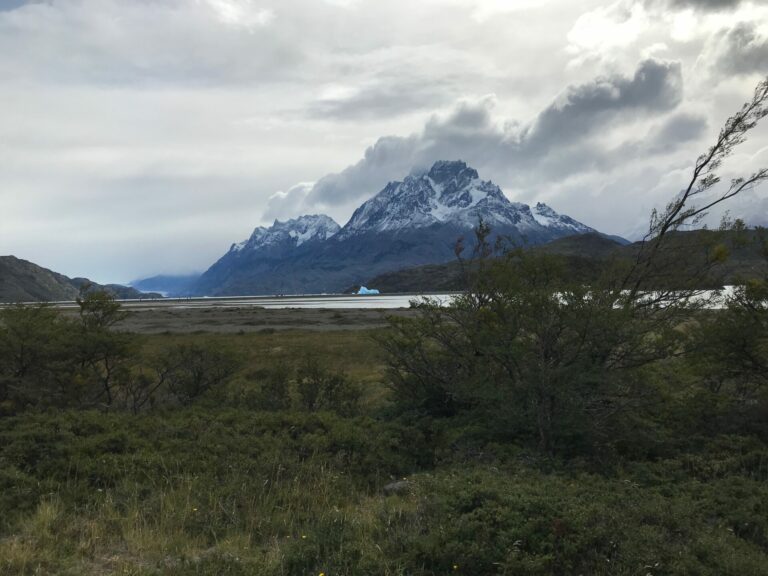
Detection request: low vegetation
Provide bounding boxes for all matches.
[1,272,767,574]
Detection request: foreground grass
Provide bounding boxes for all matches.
[2,409,767,575]
[1,330,768,575]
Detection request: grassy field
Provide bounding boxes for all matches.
[139,329,392,411]
[140,329,388,384]
[2,325,768,575]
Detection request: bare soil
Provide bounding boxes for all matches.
[107,306,418,334]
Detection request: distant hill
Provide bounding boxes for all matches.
[537,232,627,259]
[357,230,768,293]
[352,234,625,293]
[349,261,466,294]
[624,229,768,284]
[0,256,161,303]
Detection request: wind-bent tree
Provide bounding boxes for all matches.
[379,77,768,455]
[624,78,768,305]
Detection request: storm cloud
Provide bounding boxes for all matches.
[523,59,682,151]
[266,59,685,216]
[711,22,768,76]
[644,0,745,11]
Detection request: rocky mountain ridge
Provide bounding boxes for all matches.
[337,161,593,240]
[231,214,341,254]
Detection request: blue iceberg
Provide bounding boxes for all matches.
[357,286,380,295]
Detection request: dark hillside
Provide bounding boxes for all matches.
[0,256,160,302]
[359,229,768,292]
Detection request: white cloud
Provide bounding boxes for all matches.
[322,0,360,7]
[204,0,275,30]
[670,8,698,41]
[265,182,315,220]
[641,42,669,58]
[567,2,651,57]
[468,0,558,22]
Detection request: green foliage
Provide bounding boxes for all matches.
[76,289,128,331]
[157,342,243,406]
[379,243,684,455]
[1,233,767,574]
[0,303,82,413]
[398,462,768,576]
[295,356,362,416]
[1,254,767,574]
[681,228,768,439]
[249,362,292,411]
[688,297,767,398]
[0,296,249,415]
[227,358,363,417]
[1,409,768,575]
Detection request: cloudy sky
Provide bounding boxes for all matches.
[1,0,767,283]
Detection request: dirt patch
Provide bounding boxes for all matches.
[108,306,418,334]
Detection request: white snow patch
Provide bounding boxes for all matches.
[532,211,558,227]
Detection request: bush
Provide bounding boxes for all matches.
[295,357,362,416]
[156,342,243,406]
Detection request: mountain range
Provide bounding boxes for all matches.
[7,160,764,302]
[187,160,603,296]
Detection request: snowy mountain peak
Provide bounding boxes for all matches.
[231,214,340,253]
[338,160,593,239]
[531,202,593,234]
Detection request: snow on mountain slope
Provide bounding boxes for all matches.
[231,214,340,253]
[531,202,594,235]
